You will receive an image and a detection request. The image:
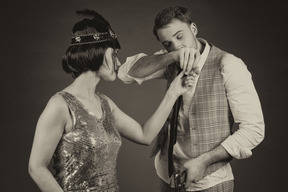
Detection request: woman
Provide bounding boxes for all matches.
[28,9,197,192]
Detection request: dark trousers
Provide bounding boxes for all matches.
[158,178,234,192]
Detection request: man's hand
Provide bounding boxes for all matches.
[183,155,209,188]
[176,47,201,75]
[182,145,231,189]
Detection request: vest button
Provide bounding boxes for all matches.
[190,110,196,114]
[191,126,197,130]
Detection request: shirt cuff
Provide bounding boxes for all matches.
[221,136,252,159]
[117,53,147,85]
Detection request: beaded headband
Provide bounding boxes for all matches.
[70,29,117,46]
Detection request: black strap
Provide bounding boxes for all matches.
[168,95,182,177]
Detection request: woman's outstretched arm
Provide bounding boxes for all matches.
[111,71,197,145]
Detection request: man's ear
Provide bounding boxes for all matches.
[190,23,198,35]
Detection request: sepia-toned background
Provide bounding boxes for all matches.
[1,0,287,191]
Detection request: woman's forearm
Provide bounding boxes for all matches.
[141,89,178,145]
[29,166,63,192]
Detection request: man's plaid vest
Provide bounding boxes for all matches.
[151,44,234,177]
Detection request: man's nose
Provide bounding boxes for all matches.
[176,44,185,50]
[169,41,184,51]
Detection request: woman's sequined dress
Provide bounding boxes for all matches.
[53,91,122,192]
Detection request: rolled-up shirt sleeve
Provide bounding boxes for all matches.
[220,54,265,159]
[118,50,167,85]
[117,53,148,84]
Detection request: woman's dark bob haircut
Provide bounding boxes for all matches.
[62,9,120,78]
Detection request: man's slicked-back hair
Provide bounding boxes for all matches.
[62,9,120,79]
[153,6,192,40]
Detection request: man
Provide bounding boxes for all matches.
[118,6,264,192]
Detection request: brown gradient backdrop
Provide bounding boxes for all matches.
[1,0,287,191]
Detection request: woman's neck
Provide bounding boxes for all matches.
[66,71,100,99]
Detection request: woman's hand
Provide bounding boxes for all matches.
[168,70,198,98]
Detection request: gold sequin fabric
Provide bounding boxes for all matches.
[53,91,122,192]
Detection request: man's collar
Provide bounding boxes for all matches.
[197,38,210,71]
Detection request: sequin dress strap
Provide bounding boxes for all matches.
[96,92,111,116]
[58,91,106,122]
[57,91,79,129]
[96,92,119,137]
[57,91,80,112]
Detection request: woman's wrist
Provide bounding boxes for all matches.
[166,88,179,101]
